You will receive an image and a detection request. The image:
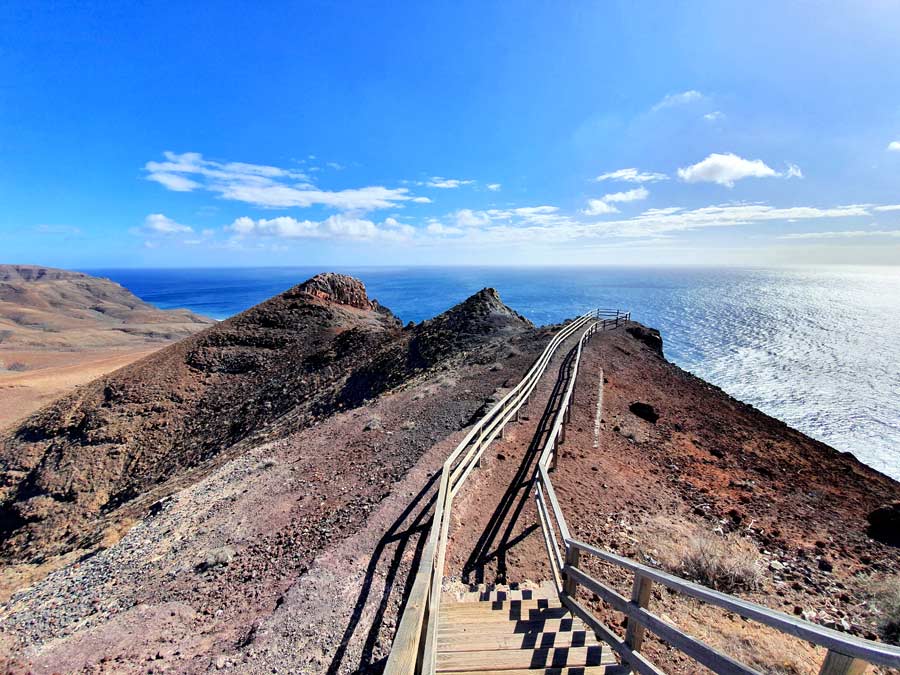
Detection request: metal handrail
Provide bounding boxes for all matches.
[385,308,626,674]
[531,317,900,675]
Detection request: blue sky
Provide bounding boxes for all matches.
[2,1,900,267]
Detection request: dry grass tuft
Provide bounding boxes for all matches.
[634,516,762,593]
[677,534,763,593]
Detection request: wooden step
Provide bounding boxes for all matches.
[436,645,615,672]
[451,588,554,603]
[439,617,587,637]
[440,606,570,623]
[441,599,561,614]
[438,628,599,651]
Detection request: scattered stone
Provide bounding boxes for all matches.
[197,546,235,572]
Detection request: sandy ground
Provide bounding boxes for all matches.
[0,347,162,430]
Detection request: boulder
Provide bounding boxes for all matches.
[629,401,659,424]
[867,502,900,546]
[626,325,663,355]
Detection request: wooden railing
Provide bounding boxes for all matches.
[385,308,629,674]
[533,320,900,675]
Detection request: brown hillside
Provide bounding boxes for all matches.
[0,274,535,577]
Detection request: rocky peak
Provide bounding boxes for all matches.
[407,287,533,368]
[439,287,533,331]
[293,273,374,310]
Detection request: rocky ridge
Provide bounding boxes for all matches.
[0,274,534,577]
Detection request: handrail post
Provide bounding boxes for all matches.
[563,543,580,596]
[624,573,654,658]
[819,650,867,675]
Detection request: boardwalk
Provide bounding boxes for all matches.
[385,310,900,675]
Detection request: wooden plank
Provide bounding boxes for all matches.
[566,539,900,669]
[560,593,665,675]
[566,566,760,675]
[439,618,586,636]
[623,573,653,653]
[819,650,868,675]
[535,488,564,590]
[437,628,599,652]
[439,608,572,624]
[440,600,562,612]
[438,667,625,675]
[538,465,571,541]
[436,645,615,671]
[450,589,547,603]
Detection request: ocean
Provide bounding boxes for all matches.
[86,266,900,482]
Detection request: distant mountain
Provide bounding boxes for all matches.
[0,264,212,349]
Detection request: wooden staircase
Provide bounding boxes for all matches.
[436,585,624,674]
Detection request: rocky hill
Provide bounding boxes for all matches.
[0,274,536,575]
[0,265,211,349]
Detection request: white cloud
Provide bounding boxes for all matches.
[602,187,649,203]
[147,172,201,192]
[226,214,411,242]
[487,183,502,191]
[145,151,415,211]
[411,196,433,203]
[426,177,475,189]
[407,199,875,248]
[426,222,465,236]
[784,163,804,179]
[581,187,647,216]
[779,230,900,240]
[590,203,869,238]
[144,213,193,234]
[703,111,724,122]
[888,141,900,152]
[326,162,344,170]
[454,209,492,228]
[582,199,619,216]
[595,168,668,183]
[873,204,900,212]
[652,90,704,112]
[677,153,779,187]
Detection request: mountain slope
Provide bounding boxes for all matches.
[0,274,535,574]
[0,265,211,349]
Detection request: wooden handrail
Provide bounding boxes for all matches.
[385,308,621,674]
[529,314,900,675]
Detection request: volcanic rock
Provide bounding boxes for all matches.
[867,502,900,546]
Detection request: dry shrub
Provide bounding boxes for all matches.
[865,578,900,645]
[678,534,763,593]
[634,516,762,593]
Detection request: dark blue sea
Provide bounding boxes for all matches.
[85,266,900,481]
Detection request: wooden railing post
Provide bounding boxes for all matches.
[563,544,580,595]
[624,573,653,655]
[819,650,867,675]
